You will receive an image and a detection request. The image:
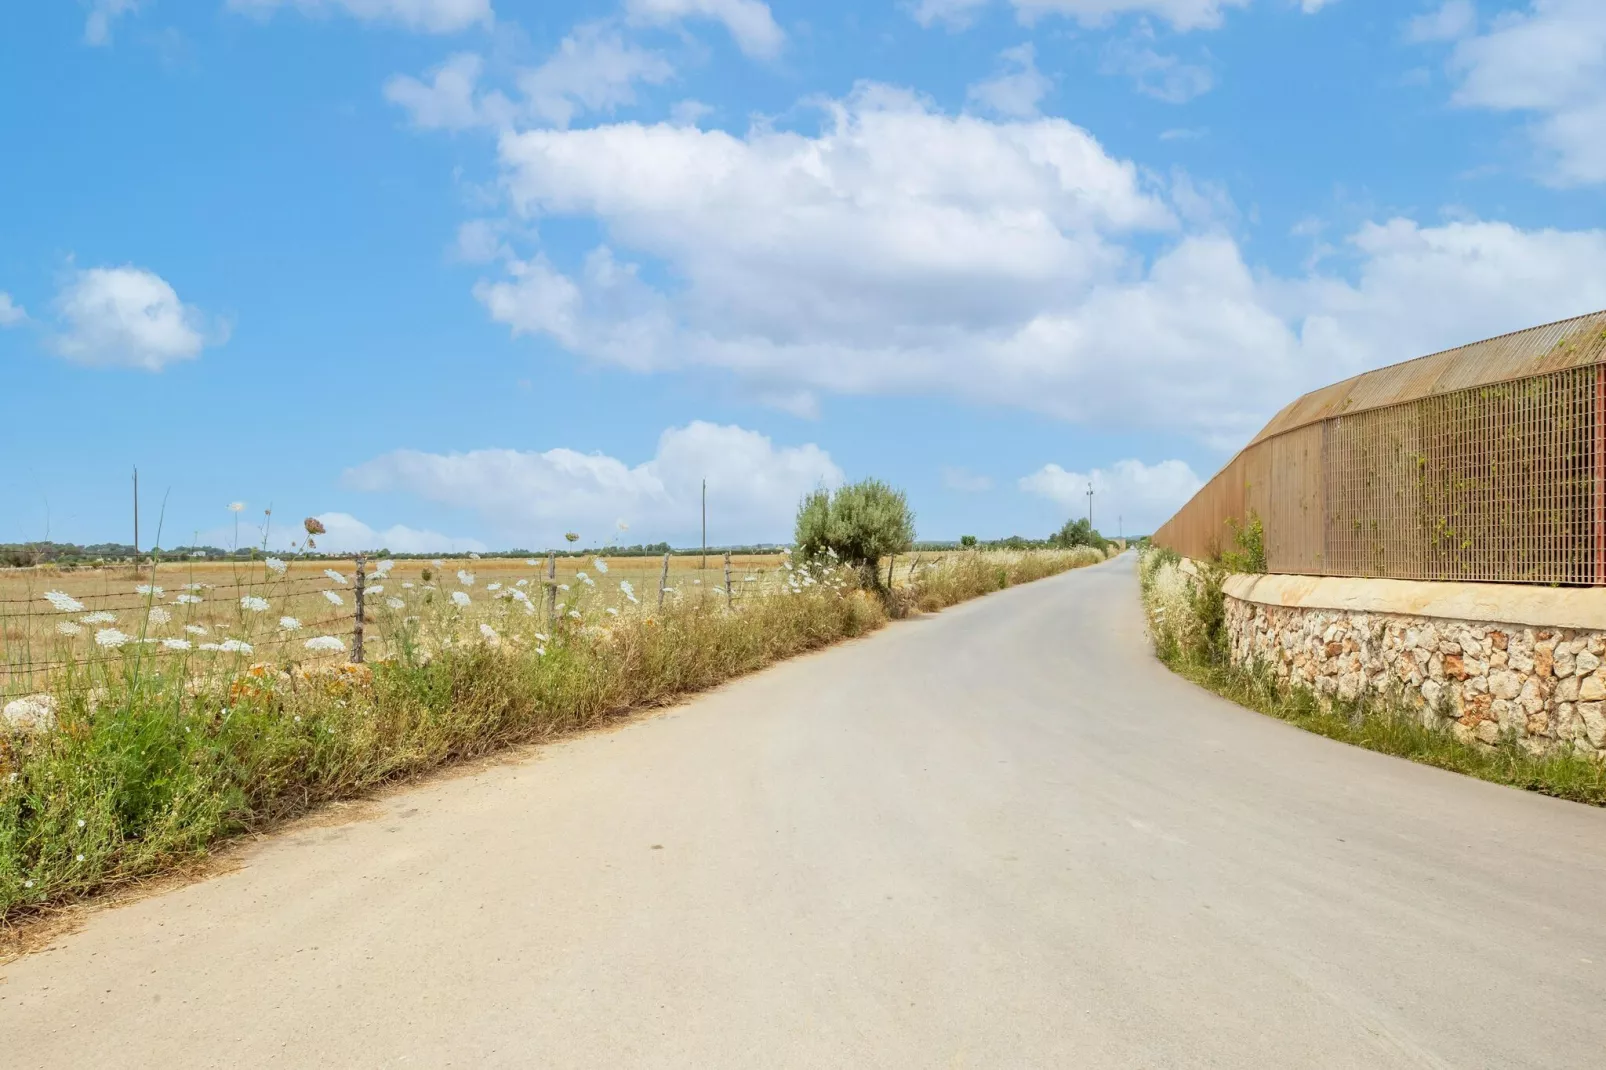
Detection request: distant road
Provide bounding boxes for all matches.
[5,556,1605,1068]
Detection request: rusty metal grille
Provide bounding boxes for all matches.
[1153,356,1606,586]
[1322,367,1598,583]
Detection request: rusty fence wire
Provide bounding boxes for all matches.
[1156,362,1606,586]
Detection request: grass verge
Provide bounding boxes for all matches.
[1,548,1111,926]
[1138,547,1606,808]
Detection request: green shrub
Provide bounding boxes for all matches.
[793,479,915,590]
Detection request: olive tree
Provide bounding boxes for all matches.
[794,479,915,590]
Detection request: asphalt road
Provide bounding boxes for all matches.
[4,556,1605,1068]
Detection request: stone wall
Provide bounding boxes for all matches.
[1221,575,1606,757]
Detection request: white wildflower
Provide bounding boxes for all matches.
[479,623,499,645]
[265,557,288,574]
[240,595,270,613]
[469,552,481,560]
[535,646,546,657]
[367,584,384,596]
[305,636,346,653]
[376,559,395,575]
[148,607,172,625]
[457,570,475,586]
[185,624,209,636]
[402,582,415,589]
[386,597,405,610]
[95,628,131,648]
[516,578,529,587]
[162,638,192,651]
[534,632,549,643]
[57,621,83,636]
[432,558,444,567]
[182,582,206,591]
[451,591,471,608]
[43,590,86,613]
[227,501,245,513]
[323,590,344,606]
[324,568,347,585]
[575,571,589,582]
[80,612,115,625]
[525,559,540,566]
[619,580,635,599]
[175,593,203,605]
[605,607,619,616]
[199,642,222,651]
[135,584,164,597]
[279,616,302,630]
[487,582,501,592]
[567,609,581,620]
[219,639,253,654]
[78,818,86,828]
[558,583,570,591]
[593,558,609,574]
[76,854,85,863]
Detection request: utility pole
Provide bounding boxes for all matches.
[701,478,707,572]
[1086,482,1094,530]
[132,467,140,565]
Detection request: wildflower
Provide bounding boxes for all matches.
[175,593,203,605]
[58,621,83,636]
[534,632,549,643]
[185,624,209,636]
[304,516,326,535]
[568,610,581,620]
[606,607,619,616]
[279,616,302,630]
[558,583,571,592]
[516,579,529,587]
[265,557,288,574]
[200,642,223,651]
[525,559,540,567]
[451,591,471,608]
[78,819,85,828]
[136,584,164,597]
[77,854,85,863]
[23,880,31,889]
[469,552,482,560]
[432,558,444,567]
[535,646,546,657]
[594,558,612,574]
[95,628,131,648]
[619,580,635,599]
[402,582,415,589]
[487,582,502,592]
[576,571,589,582]
[377,559,395,575]
[479,623,500,645]
[323,590,345,606]
[457,570,475,586]
[386,597,405,610]
[148,607,172,625]
[219,639,253,654]
[305,636,345,653]
[241,595,271,613]
[324,568,348,585]
[162,638,192,651]
[367,585,384,596]
[228,501,245,513]
[182,582,205,591]
[44,590,86,613]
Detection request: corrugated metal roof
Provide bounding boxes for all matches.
[1248,309,1606,446]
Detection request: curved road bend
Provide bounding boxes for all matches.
[4,556,1605,1069]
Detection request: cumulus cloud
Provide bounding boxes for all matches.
[1101,33,1215,103]
[50,266,224,371]
[1020,458,1203,534]
[625,0,785,59]
[227,0,492,33]
[466,83,1606,448]
[343,421,842,546]
[386,27,674,132]
[84,0,141,46]
[1435,0,1606,185]
[967,44,1053,117]
[0,292,25,327]
[1404,0,1475,44]
[307,513,488,554]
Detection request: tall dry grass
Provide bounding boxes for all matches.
[2,547,1110,922]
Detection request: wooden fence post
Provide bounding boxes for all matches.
[352,555,366,663]
[546,553,557,624]
[659,552,670,608]
[723,552,733,607]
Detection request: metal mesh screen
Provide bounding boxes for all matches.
[1155,364,1606,586]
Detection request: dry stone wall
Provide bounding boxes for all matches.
[1225,596,1606,756]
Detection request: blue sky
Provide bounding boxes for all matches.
[3,0,1604,552]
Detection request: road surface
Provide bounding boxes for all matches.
[4,556,1605,1068]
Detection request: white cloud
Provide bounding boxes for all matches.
[1404,0,1475,43]
[50,266,224,371]
[343,421,842,546]
[84,0,140,46]
[0,292,26,327]
[942,467,994,492]
[967,44,1053,117]
[914,0,1336,29]
[1101,31,1215,103]
[384,53,514,131]
[518,23,676,128]
[625,0,785,59]
[1437,0,1606,185]
[468,84,1606,448]
[308,512,488,554]
[909,0,991,28]
[386,27,674,132]
[227,0,492,34]
[1020,458,1202,534]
